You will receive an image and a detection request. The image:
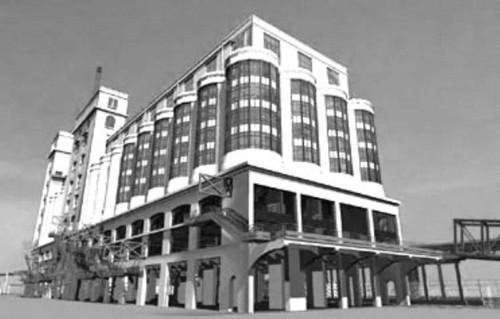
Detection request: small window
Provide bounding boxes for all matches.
[264,33,280,58]
[206,56,217,72]
[115,225,127,240]
[131,220,144,236]
[183,76,194,92]
[105,115,115,129]
[232,27,252,50]
[108,97,118,110]
[327,68,339,85]
[150,213,165,231]
[172,205,190,225]
[298,52,312,71]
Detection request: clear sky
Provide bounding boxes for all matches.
[1,0,500,276]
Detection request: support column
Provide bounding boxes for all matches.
[421,265,429,302]
[185,259,197,310]
[370,256,382,307]
[247,267,255,314]
[136,268,147,306]
[455,262,465,305]
[335,202,343,238]
[403,274,411,306]
[437,262,446,299]
[287,246,307,311]
[367,209,376,243]
[336,253,348,309]
[296,193,303,232]
[158,263,170,307]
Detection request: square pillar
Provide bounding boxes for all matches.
[158,263,170,307]
[335,202,343,238]
[336,253,349,309]
[370,256,382,307]
[269,260,285,310]
[184,259,197,309]
[247,268,255,313]
[287,246,307,311]
[136,268,147,306]
[296,193,303,232]
[367,209,376,243]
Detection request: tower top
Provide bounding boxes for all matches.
[93,66,103,93]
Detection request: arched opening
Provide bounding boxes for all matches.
[105,115,116,129]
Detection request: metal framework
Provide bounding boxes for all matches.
[198,173,232,197]
[453,218,500,260]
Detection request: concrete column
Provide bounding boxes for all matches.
[367,209,376,243]
[185,259,197,309]
[335,201,343,238]
[370,256,382,307]
[287,246,306,311]
[247,268,255,313]
[336,253,348,309]
[103,144,123,220]
[158,263,170,307]
[136,268,147,306]
[93,154,110,223]
[403,274,411,306]
[296,192,303,232]
[269,260,285,310]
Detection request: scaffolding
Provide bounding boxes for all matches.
[24,215,146,298]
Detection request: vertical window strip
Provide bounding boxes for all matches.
[326,96,352,174]
[170,103,191,178]
[291,79,319,164]
[194,84,218,168]
[224,60,281,154]
[356,110,381,183]
[116,143,136,203]
[132,132,152,196]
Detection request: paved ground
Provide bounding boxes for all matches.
[1,295,499,319]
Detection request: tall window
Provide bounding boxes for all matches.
[298,52,312,71]
[107,97,118,110]
[373,211,398,244]
[355,110,381,183]
[170,103,191,178]
[254,184,296,227]
[264,33,280,58]
[232,27,252,50]
[291,79,319,164]
[194,84,218,168]
[327,68,340,86]
[325,96,352,174]
[105,115,115,129]
[301,195,336,235]
[206,56,217,72]
[183,75,194,92]
[116,143,136,203]
[172,205,191,225]
[149,119,169,188]
[225,60,281,154]
[132,132,152,196]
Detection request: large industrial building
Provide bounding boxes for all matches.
[28,15,443,312]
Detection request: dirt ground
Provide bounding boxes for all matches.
[1,295,499,319]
